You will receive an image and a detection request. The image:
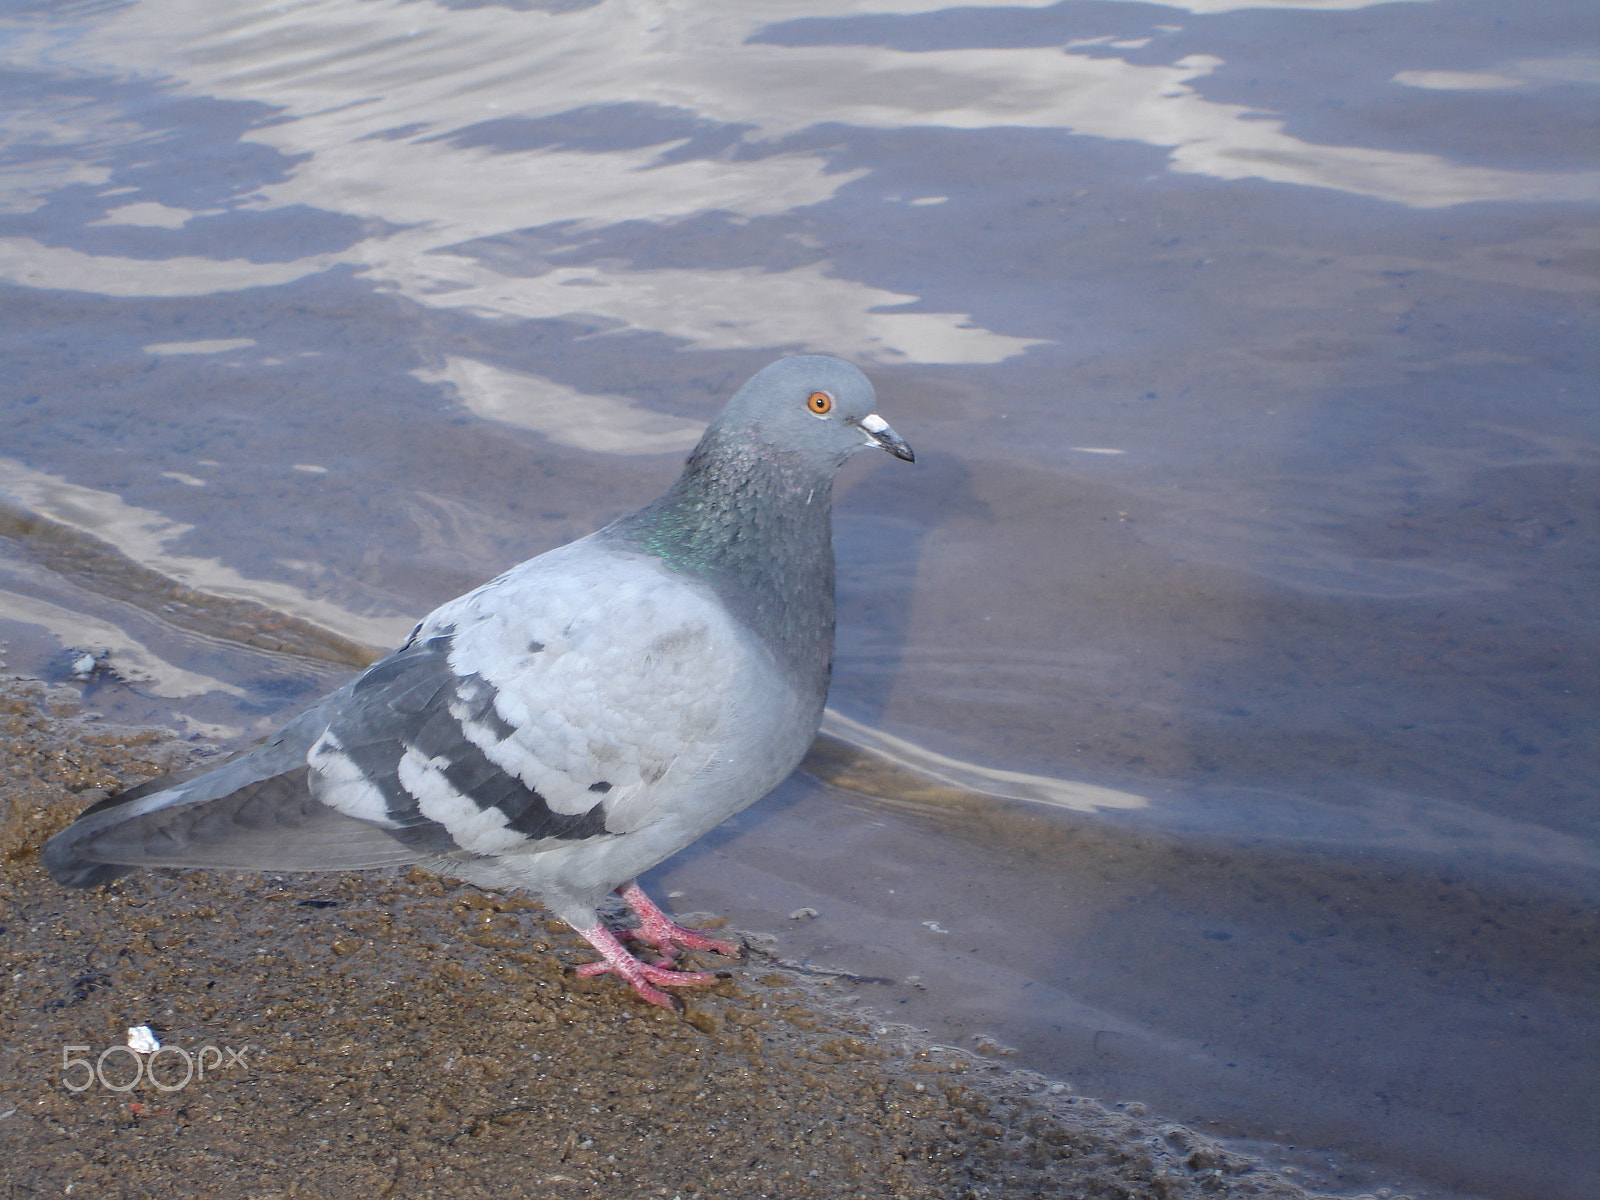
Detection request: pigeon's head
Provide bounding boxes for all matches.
[713,356,914,469]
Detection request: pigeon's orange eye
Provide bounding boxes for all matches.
[807,391,833,415]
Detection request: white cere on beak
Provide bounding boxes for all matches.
[860,413,890,434]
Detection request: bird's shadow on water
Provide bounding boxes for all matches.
[830,449,986,726]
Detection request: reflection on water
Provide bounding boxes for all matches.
[4,0,1596,351]
[815,709,1149,814]
[416,356,706,455]
[0,457,411,655]
[1,1,1596,1197]
[0,587,244,702]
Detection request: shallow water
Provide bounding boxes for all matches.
[1,2,1596,1197]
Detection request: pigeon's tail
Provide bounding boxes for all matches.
[42,741,425,888]
[44,853,136,889]
[43,758,244,887]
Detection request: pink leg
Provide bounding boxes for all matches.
[617,881,742,960]
[572,921,716,1008]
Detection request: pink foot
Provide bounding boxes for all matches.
[569,884,741,1007]
[572,922,717,1008]
[617,881,742,961]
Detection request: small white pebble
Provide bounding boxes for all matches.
[788,907,819,920]
[127,1026,160,1054]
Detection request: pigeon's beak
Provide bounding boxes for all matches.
[860,413,915,463]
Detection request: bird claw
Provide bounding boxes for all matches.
[622,926,740,963]
[572,920,721,1008]
[574,956,716,986]
[617,881,742,960]
[569,884,741,1007]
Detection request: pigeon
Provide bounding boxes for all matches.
[43,355,913,1007]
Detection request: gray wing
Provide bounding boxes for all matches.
[302,627,614,851]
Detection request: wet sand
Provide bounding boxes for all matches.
[0,673,1336,1200]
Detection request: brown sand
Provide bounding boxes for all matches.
[0,674,1333,1199]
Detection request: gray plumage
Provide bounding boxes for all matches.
[43,355,913,1005]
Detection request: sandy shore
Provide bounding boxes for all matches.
[0,673,1333,1199]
